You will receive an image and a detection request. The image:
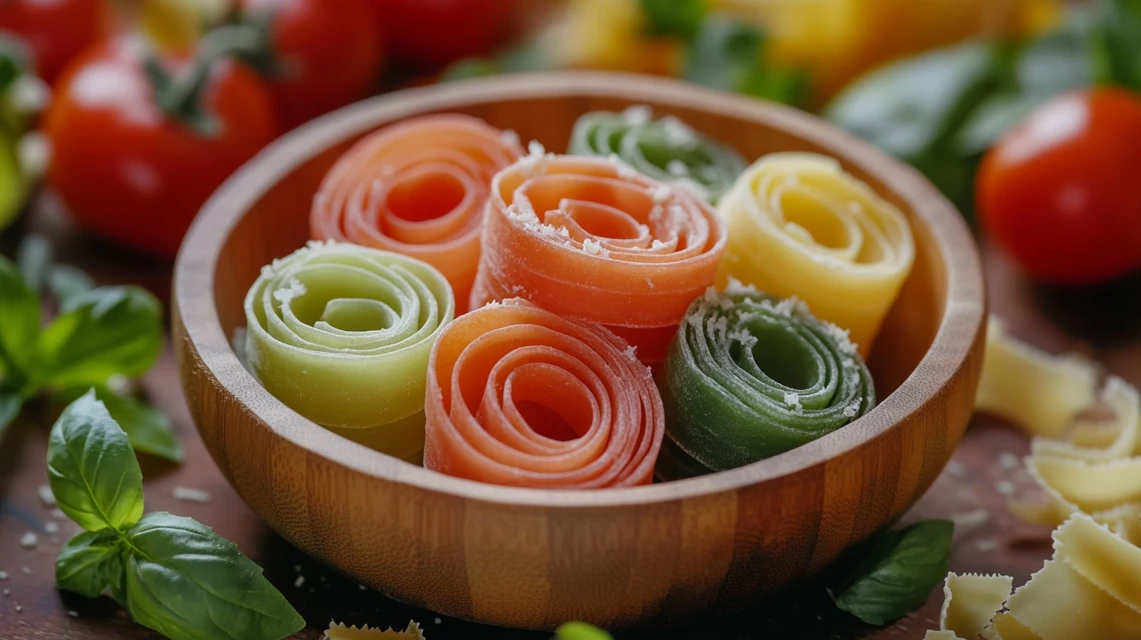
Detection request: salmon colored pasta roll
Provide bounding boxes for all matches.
[470,152,727,364]
[423,298,664,489]
[311,114,524,311]
[717,153,914,356]
[244,241,454,460]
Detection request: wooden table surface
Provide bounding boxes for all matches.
[1,194,1131,639]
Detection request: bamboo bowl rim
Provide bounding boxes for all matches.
[174,71,985,510]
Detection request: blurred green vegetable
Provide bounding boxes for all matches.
[684,14,809,107]
[0,34,45,232]
[825,0,1141,217]
[554,622,614,640]
[639,0,707,40]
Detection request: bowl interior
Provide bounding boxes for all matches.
[202,73,956,493]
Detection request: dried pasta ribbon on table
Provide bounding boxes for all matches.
[655,286,874,477]
[1003,515,1141,640]
[244,241,455,460]
[716,152,914,356]
[423,298,664,489]
[1031,375,1140,461]
[470,152,726,364]
[976,316,1100,438]
[324,621,425,639]
[938,573,1013,640]
[982,613,1043,640]
[567,106,746,203]
[310,115,524,310]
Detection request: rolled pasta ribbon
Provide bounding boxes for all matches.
[657,286,875,475]
[568,106,746,203]
[470,153,726,364]
[244,241,455,460]
[717,152,915,355]
[423,298,664,489]
[310,114,523,310]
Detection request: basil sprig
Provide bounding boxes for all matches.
[0,236,179,461]
[50,391,305,640]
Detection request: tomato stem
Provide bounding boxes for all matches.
[143,23,270,137]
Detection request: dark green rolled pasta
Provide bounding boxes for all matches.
[657,286,875,477]
[568,106,746,203]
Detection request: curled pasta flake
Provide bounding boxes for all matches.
[244,241,455,459]
[1005,517,1141,639]
[981,612,1043,640]
[1030,376,1140,461]
[423,298,664,489]
[1011,458,1141,544]
[656,288,874,475]
[311,115,523,310]
[939,573,1013,640]
[1031,455,1141,514]
[716,152,914,355]
[567,108,746,203]
[470,154,726,364]
[324,621,425,639]
[976,316,1099,438]
[924,632,964,640]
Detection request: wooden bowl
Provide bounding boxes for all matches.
[173,72,985,631]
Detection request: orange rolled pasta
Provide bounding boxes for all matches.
[424,298,664,489]
[470,153,727,364]
[311,115,524,310]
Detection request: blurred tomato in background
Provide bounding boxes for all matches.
[378,0,520,67]
[45,36,278,257]
[0,0,112,83]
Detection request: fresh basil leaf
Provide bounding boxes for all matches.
[48,264,96,308]
[56,528,125,598]
[554,622,614,640]
[123,512,305,640]
[17,233,51,293]
[0,387,20,435]
[1092,0,1141,91]
[37,286,162,390]
[826,43,1000,161]
[833,520,954,626]
[0,252,40,377]
[640,0,707,39]
[92,385,183,463]
[47,389,144,532]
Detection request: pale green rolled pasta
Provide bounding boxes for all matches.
[244,240,454,460]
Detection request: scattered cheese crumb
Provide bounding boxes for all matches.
[2,589,7,596]
[646,278,655,289]
[667,159,688,177]
[951,509,990,530]
[976,539,999,552]
[995,481,1016,496]
[14,604,21,613]
[37,484,56,507]
[842,401,861,418]
[783,392,803,413]
[946,460,967,477]
[624,345,638,361]
[651,184,672,204]
[998,453,1020,470]
[500,129,520,148]
[294,576,305,588]
[623,105,652,126]
[172,487,211,504]
[359,584,367,591]
[434,617,443,625]
[23,566,32,575]
[659,116,696,146]
[651,239,667,250]
[68,610,79,618]
[582,239,603,256]
[44,522,59,536]
[50,508,66,520]
[0,571,8,580]
[19,532,37,549]
[527,140,545,157]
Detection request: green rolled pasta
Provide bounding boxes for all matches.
[657,284,875,476]
[568,106,746,203]
[244,240,454,460]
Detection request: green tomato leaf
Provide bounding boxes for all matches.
[56,528,125,599]
[833,520,954,626]
[0,387,20,437]
[123,512,306,640]
[17,233,51,293]
[37,286,163,390]
[48,264,96,308]
[0,251,40,378]
[440,58,500,82]
[639,0,707,39]
[1092,0,1141,90]
[47,389,144,532]
[92,385,183,463]
[554,622,614,640]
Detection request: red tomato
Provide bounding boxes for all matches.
[378,0,518,67]
[0,0,110,83]
[45,37,279,258]
[978,88,1141,285]
[243,0,384,129]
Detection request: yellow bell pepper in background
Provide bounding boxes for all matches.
[138,0,233,52]
[715,0,1062,103]
[545,0,684,76]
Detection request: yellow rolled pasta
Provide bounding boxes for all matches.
[244,240,455,460]
[717,152,914,355]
